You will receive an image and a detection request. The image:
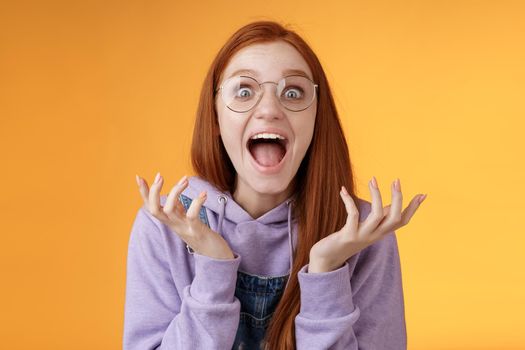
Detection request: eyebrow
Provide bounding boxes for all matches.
[227,68,312,80]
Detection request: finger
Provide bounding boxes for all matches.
[339,186,359,234]
[186,191,207,222]
[399,194,426,226]
[163,175,189,220]
[375,178,403,235]
[148,172,169,221]
[359,176,384,235]
[136,174,150,204]
[383,204,391,217]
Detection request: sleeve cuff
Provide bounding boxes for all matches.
[189,252,241,304]
[297,262,355,319]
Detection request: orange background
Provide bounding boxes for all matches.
[1,0,524,349]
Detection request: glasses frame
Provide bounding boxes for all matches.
[215,74,319,113]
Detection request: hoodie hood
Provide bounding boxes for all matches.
[179,176,297,281]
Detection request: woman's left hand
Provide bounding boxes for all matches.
[308,177,427,273]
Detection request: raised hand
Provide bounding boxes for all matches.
[308,177,427,273]
[135,172,235,260]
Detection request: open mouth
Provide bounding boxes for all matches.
[246,137,289,168]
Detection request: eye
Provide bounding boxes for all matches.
[236,86,253,99]
[283,87,304,99]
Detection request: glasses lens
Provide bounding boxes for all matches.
[220,75,316,112]
[278,75,316,111]
[221,76,260,112]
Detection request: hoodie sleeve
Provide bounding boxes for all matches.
[294,232,407,350]
[123,207,241,350]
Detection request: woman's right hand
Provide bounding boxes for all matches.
[135,172,235,260]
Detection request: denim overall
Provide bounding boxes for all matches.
[179,193,289,350]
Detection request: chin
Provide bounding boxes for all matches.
[249,176,291,196]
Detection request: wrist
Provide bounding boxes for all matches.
[191,237,234,259]
[190,251,240,304]
[308,257,342,273]
[196,247,234,260]
[211,241,234,259]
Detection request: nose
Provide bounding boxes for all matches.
[252,83,286,120]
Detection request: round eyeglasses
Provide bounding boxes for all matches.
[215,75,318,113]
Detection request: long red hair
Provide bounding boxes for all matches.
[191,20,359,349]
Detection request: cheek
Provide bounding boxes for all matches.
[219,124,235,152]
[294,113,316,151]
[217,113,245,155]
[216,104,242,163]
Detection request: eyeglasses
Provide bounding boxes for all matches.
[215,75,318,113]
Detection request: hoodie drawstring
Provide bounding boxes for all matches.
[217,195,228,237]
[216,194,294,291]
[284,198,294,291]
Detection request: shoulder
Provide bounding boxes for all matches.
[350,197,401,269]
[132,192,190,231]
[355,196,398,242]
[130,195,209,246]
[128,203,167,246]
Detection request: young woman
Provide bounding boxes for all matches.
[124,20,426,350]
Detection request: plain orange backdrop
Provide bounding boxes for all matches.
[1,0,524,349]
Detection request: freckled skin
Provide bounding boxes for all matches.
[216,41,317,219]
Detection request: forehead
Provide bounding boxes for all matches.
[221,41,313,81]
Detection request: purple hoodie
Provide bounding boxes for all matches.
[123,176,407,349]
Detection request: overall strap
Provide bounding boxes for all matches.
[178,193,211,254]
[178,193,210,228]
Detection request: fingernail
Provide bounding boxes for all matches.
[370,176,378,189]
[418,194,427,204]
[394,178,401,192]
[154,172,161,184]
[177,175,188,185]
[135,174,142,187]
[199,191,207,199]
[342,186,349,195]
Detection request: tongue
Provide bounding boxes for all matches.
[250,142,285,167]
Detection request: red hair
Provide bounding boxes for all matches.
[191,20,359,349]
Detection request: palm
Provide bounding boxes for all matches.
[136,173,234,259]
[308,177,426,273]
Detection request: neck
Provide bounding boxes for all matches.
[232,176,294,220]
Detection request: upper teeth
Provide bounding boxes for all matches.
[251,133,286,140]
